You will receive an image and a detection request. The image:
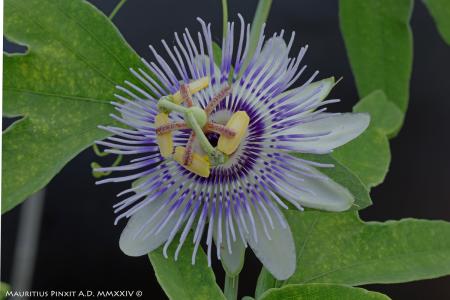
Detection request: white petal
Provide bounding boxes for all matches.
[282,113,370,153]
[263,37,288,53]
[246,205,296,280]
[233,37,289,107]
[262,77,334,132]
[280,77,335,108]
[257,37,288,75]
[273,163,354,211]
[119,197,184,257]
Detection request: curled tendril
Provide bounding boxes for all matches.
[91,144,123,178]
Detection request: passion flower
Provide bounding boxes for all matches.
[96,15,369,280]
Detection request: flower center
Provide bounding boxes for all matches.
[206,132,220,147]
[154,77,249,178]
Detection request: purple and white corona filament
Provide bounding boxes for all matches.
[96,16,369,280]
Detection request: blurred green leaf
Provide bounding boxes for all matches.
[423,0,450,45]
[339,0,413,113]
[2,0,143,213]
[0,282,10,300]
[148,234,226,300]
[256,211,450,298]
[332,90,403,187]
[258,284,390,300]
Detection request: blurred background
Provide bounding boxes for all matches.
[2,0,450,299]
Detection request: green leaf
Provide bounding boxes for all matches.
[332,90,403,187]
[148,235,226,300]
[259,284,390,300]
[423,0,450,45]
[255,270,278,299]
[353,90,404,136]
[332,129,389,188]
[256,211,450,297]
[3,0,143,213]
[0,282,10,300]
[297,154,372,210]
[339,0,413,112]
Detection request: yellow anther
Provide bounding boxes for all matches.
[155,113,173,158]
[174,146,210,178]
[217,111,250,155]
[172,76,210,104]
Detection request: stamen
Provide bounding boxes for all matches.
[205,122,236,138]
[217,111,250,155]
[179,84,193,107]
[156,122,188,135]
[154,113,174,157]
[182,132,196,165]
[174,146,210,178]
[205,85,231,115]
[172,76,210,104]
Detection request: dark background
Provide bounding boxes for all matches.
[2,0,450,299]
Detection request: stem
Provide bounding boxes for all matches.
[250,0,273,50]
[224,274,239,300]
[185,111,215,154]
[239,0,273,76]
[158,98,189,114]
[221,0,229,38]
[109,0,128,20]
[11,190,46,294]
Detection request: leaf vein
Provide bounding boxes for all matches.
[4,87,113,105]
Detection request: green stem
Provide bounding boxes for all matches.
[239,0,273,77]
[109,0,128,20]
[158,98,189,114]
[224,274,239,300]
[185,111,215,154]
[221,0,229,38]
[250,0,273,48]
